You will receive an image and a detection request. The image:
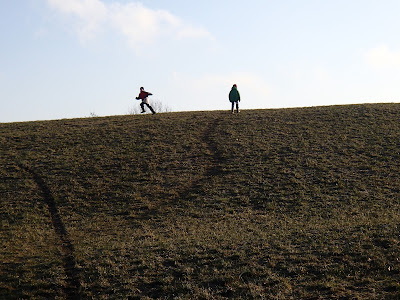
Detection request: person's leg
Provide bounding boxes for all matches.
[146,103,156,114]
[236,101,239,113]
[140,102,146,113]
[231,102,234,113]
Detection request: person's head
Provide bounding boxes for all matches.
[233,84,237,88]
[140,87,144,91]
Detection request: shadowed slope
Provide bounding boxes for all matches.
[1,104,400,298]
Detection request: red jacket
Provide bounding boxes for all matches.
[137,91,152,100]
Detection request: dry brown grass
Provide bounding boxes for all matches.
[1,104,400,298]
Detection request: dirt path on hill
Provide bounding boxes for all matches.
[201,118,226,176]
[173,117,225,204]
[18,164,81,299]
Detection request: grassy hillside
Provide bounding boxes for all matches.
[1,104,400,299]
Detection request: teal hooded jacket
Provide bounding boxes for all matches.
[229,86,241,102]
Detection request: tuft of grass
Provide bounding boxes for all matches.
[1,104,400,298]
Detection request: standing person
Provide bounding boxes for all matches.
[229,84,240,114]
[136,87,156,114]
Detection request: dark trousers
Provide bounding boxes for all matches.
[141,102,156,114]
[231,101,239,113]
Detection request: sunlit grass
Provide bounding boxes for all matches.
[1,104,400,298]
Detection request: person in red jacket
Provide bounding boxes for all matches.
[136,87,156,114]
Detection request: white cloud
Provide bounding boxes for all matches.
[108,2,180,47]
[365,45,400,69]
[47,0,213,48]
[168,72,271,111]
[177,26,214,40]
[34,28,48,39]
[48,0,107,40]
[194,72,270,100]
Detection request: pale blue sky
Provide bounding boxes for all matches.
[2,0,400,122]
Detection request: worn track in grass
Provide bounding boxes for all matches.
[18,164,81,299]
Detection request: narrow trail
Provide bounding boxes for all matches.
[18,164,81,300]
[201,117,226,176]
[175,117,226,204]
[130,116,227,222]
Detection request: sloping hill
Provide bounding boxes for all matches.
[1,104,400,299]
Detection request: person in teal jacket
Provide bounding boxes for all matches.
[229,84,240,113]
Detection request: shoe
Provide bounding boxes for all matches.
[141,110,146,113]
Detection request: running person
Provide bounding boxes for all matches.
[136,87,156,114]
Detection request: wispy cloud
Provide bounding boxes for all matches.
[365,45,400,69]
[192,72,271,100]
[176,26,212,40]
[47,0,213,48]
[48,0,107,39]
[169,71,271,111]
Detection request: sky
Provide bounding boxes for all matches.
[2,0,400,122]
